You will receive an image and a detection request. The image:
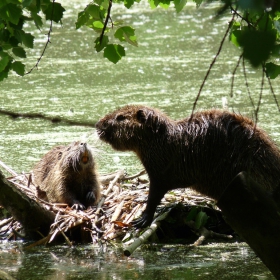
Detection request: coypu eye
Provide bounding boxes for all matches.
[58,152,63,160]
[116,114,126,121]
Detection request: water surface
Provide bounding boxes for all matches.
[0,0,278,278]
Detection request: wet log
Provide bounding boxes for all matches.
[217,172,280,279]
[0,170,55,238]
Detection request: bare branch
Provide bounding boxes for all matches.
[230,53,243,97]
[192,12,235,115]
[99,0,113,44]
[242,57,256,113]
[25,0,55,75]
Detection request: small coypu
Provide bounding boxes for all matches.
[96,105,280,228]
[32,141,101,210]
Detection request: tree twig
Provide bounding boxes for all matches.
[192,13,235,115]
[230,53,243,97]
[264,66,280,113]
[242,57,256,113]
[99,0,112,44]
[26,0,55,75]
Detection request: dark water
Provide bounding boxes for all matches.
[0,0,278,278]
[0,241,273,279]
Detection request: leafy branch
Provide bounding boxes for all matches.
[0,0,65,82]
[192,0,280,120]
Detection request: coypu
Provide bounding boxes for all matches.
[96,105,280,228]
[32,141,101,210]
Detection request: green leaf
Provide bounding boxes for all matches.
[266,62,280,79]
[0,51,10,72]
[104,44,125,63]
[0,69,8,81]
[174,0,187,13]
[114,26,138,47]
[12,46,26,58]
[31,12,43,29]
[0,28,10,40]
[230,30,241,47]
[15,30,34,48]
[230,22,241,47]
[86,4,102,19]
[159,0,170,9]
[44,2,65,23]
[185,207,198,222]
[93,21,104,29]
[194,211,208,229]
[148,0,157,9]
[12,61,25,76]
[236,29,276,67]
[124,0,135,9]
[95,35,109,52]
[76,11,89,29]
[0,3,22,25]
[193,0,203,7]
[22,0,34,8]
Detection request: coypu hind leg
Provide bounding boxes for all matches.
[131,181,167,228]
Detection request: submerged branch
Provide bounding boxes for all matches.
[0,109,96,127]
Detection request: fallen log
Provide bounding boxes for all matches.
[0,170,55,238]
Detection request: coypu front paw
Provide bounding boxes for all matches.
[71,202,86,210]
[86,191,96,204]
[131,212,153,228]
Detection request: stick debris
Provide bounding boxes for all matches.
[0,160,232,255]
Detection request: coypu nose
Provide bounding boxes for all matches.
[96,119,111,130]
[95,120,103,129]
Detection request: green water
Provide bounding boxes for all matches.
[0,242,273,279]
[0,0,277,278]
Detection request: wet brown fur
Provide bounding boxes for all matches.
[96,105,280,227]
[32,141,101,209]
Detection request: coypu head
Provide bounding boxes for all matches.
[59,141,94,172]
[96,105,168,152]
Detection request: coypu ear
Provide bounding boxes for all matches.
[116,114,126,121]
[136,108,150,123]
[58,151,63,160]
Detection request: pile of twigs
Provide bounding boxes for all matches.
[0,160,232,254]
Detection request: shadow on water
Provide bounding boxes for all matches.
[0,241,273,279]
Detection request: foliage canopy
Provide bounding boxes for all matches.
[0,0,280,81]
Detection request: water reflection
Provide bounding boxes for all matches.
[0,242,273,279]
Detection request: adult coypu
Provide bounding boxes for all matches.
[96,105,280,228]
[32,141,101,210]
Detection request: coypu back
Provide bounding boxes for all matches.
[32,141,101,209]
[96,105,280,227]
